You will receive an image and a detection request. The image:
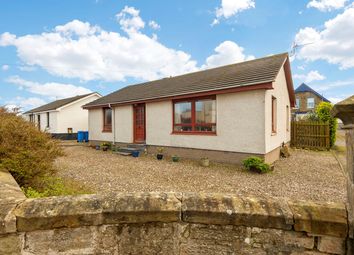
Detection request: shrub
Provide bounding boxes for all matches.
[22,177,91,198]
[0,107,63,189]
[315,102,337,147]
[243,157,271,173]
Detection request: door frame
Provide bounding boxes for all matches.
[133,103,146,144]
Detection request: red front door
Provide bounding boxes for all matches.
[133,104,146,143]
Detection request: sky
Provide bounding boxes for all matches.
[0,0,353,111]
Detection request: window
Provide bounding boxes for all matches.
[37,115,41,130]
[67,128,73,134]
[29,114,34,122]
[295,98,300,109]
[46,112,50,128]
[307,98,315,109]
[103,107,112,132]
[286,105,289,131]
[173,97,216,134]
[272,96,277,134]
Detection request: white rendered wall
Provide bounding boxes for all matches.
[264,66,291,153]
[56,94,100,133]
[145,90,266,154]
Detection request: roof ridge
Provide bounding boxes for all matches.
[124,52,289,89]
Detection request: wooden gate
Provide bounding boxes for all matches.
[291,121,330,150]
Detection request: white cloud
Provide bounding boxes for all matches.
[6,76,92,99]
[116,6,145,34]
[0,6,198,82]
[307,0,348,12]
[212,0,255,25]
[293,70,326,83]
[148,20,160,30]
[315,79,354,91]
[1,64,9,71]
[294,5,354,69]
[202,41,255,69]
[4,96,47,112]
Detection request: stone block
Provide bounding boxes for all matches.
[182,193,294,230]
[250,227,314,253]
[289,200,348,238]
[118,222,179,254]
[94,225,119,255]
[14,192,182,232]
[317,236,346,255]
[0,202,18,234]
[101,192,182,225]
[0,234,22,255]
[15,194,104,232]
[23,226,95,254]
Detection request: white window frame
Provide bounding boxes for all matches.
[307,98,315,109]
[295,98,300,109]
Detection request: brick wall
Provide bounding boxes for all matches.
[293,91,325,113]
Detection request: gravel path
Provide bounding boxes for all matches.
[55,145,346,203]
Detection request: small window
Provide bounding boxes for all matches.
[67,128,73,134]
[307,98,315,109]
[46,112,50,128]
[272,96,277,134]
[103,108,112,132]
[286,105,289,131]
[295,98,300,109]
[173,97,216,133]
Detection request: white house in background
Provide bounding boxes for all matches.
[83,53,295,164]
[23,93,101,139]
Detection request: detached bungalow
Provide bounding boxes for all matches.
[24,93,101,139]
[84,53,295,164]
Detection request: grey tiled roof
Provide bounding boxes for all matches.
[84,53,289,107]
[24,93,96,114]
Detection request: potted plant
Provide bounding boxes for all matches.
[200,157,210,167]
[156,147,164,160]
[101,142,111,151]
[242,156,271,174]
[172,155,179,162]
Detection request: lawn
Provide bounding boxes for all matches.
[55,144,346,203]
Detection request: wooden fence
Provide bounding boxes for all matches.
[291,121,330,150]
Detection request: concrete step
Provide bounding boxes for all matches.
[115,151,132,156]
[117,147,140,154]
[127,144,146,151]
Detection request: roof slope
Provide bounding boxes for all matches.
[295,83,330,102]
[85,53,291,108]
[24,93,96,114]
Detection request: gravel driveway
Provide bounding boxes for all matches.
[55,145,346,203]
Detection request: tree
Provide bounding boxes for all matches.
[316,102,337,147]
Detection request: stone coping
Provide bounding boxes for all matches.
[0,169,349,239]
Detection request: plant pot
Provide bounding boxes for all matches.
[102,146,108,151]
[132,151,140,157]
[200,158,210,167]
[157,154,163,160]
[172,156,179,162]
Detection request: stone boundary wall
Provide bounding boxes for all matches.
[0,170,349,254]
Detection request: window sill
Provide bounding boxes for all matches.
[102,129,112,133]
[171,131,217,136]
[271,132,277,136]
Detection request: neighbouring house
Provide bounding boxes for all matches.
[23,93,101,139]
[292,83,330,120]
[84,53,295,164]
